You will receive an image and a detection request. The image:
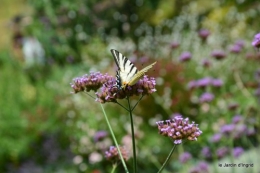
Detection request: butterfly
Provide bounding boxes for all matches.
[110,49,156,90]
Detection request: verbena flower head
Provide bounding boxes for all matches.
[71,72,156,103]
[232,115,243,124]
[156,116,202,144]
[179,52,192,62]
[201,147,212,159]
[201,59,211,68]
[95,75,156,103]
[233,147,244,158]
[179,152,192,163]
[93,130,108,143]
[199,92,214,103]
[71,72,114,93]
[229,44,242,54]
[210,133,222,143]
[188,80,197,90]
[170,41,180,49]
[196,77,212,88]
[220,124,235,135]
[252,33,260,50]
[235,39,245,48]
[211,50,226,60]
[104,146,129,162]
[189,161,209,173]
[198,29,210,41]
[211,78,223,87]
[216,147,229,159]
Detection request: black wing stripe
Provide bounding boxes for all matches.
[111,49,120,69]
[127,65,137,77]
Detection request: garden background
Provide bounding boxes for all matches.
[0,0,259,172]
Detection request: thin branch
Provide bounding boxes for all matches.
[157,144,177,173]
[84,92,96,100]
[131,95,144,111]
[115,100,129,111]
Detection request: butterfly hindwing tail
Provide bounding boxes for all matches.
[128,61,157,86]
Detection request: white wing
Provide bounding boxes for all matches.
[111,49,138,84]
[111,49,156,89]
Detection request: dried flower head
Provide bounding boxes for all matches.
[156,116,202,144]
[104,146,129,162]
[252,33,260,50]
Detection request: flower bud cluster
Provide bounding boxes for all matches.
[104,146,129,162]
[71,72,114,93]
[96,75,156,103]
[156,116,202,144]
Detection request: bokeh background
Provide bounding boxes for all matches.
[0,0,260,172]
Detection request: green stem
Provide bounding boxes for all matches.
[127,95,137,173]
[157,144,177,173]
[131,95,144,111]
[99,103,129,173]
[111,163,117,173]
[115,100,129,111]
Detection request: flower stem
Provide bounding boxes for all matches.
[111,163,117,173]
[99,103,129,173]
[157,144,177,173]
[115,100,129,111]
[126,95,137,173]
[131,95,144,111]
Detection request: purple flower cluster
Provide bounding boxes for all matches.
[252,33,260,50]
[189,161,209,173]
[170,41,180,49]
[156,116,202,144]
[71,71,156,103]
[188,77,223,90]
[198,29,210,41]
[104,146,129,162]
[179,51,192,62]
[216,147,229,159]
[233,147,244,158]
[96,75,156,103]
[219,115,251,139]
[201,59,211,68]
[71,72,114,93]
[179,152,192,163]
[199,92,214,103]
[93,130,108,143]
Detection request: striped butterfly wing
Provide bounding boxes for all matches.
[111,49,156,89]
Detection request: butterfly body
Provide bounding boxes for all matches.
[111,49,156,90]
